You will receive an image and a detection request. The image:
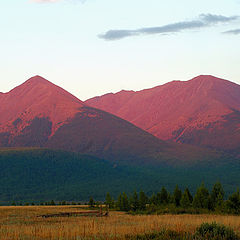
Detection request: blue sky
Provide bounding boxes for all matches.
[1,0,240,100]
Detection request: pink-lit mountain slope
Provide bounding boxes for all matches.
[0,76,85,135]
[0,76,177,165]
[86,75,240,152]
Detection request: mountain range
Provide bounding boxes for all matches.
[0,75,240,202]
[86,75,240,153]
[0,75,223,166]
[0,76,170,165]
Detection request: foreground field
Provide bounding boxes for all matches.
[1,206,240,240]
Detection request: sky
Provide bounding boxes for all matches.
[0,0,240,100]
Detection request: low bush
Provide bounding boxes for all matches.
[194,222,239,240]
[125,223,240,240]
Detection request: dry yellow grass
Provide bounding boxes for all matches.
[0,205,240,240]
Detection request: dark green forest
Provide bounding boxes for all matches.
[1,148,240,204]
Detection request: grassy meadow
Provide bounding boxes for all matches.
[1,205,240,240]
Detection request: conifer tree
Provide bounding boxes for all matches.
[139,191,148,210]
[117,193,123,210]
[211,182,224,210]
[130,191,139,211]
[215,192,224,211]
[180,188,191,208]
[167,192,172,204]
[193,183,210,209]
[105,192,114,209]
[160,187,168,204]
[88,197,95,209]
[185,188,193,203]
[173,185,182,207]
[149,193,157,205]
[122,192,130,211]
[226,189,240,214]
[156,192,161,205]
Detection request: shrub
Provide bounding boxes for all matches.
[194,222,239,240]
[125,223,240,240]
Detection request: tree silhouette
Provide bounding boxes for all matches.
[173,185,182,207]
[180,188,192,208]
[193,183,210,209]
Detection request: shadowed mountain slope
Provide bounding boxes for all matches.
[0,76,84,136]
[0,76,176,165]
[86,75,240,152]
[0,75,238,166]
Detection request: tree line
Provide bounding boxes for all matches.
[90,182,240,214]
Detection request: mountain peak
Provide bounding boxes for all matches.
[188,75,240,92]
[190,75,225,83]
[0,76,85,135]
[30,75,46,80]
[25,75,54,86]
[193,74,216,78]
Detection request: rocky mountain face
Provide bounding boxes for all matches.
[0,76,172,164]
[86,75,240,153]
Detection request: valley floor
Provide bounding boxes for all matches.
[1,206,240,240]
